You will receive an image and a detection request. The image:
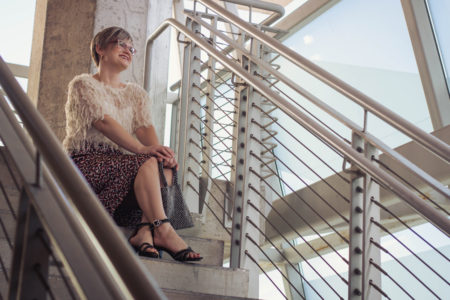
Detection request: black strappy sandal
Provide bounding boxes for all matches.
[150,218,203,262]
[129,222,160,259]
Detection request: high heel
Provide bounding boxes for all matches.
[150,218,203,262]
[129,222,160,258]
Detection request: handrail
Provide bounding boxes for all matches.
[0,56,167,299]
[168,0,284,92]
[144,18,450,236]
[217,0,284,26]
[197,0,450,163]
[187,12,449,199]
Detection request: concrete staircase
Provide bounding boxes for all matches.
[0,147,251,299]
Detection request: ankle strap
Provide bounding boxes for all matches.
[150,218,170,230]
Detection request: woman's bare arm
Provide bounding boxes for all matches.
[93,115,170,161]
[136,125,177,169]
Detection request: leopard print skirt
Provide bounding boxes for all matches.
[70,143,153,228]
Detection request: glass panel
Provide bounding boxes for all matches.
[280,0,433,147]
[272,0,434,193]
[426,0,450,94]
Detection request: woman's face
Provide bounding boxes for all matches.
[98,39,135,71]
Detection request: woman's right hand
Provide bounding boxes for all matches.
[138,145,175,162]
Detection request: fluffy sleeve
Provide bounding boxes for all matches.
[65,75,105,141]
[132,85,153,131]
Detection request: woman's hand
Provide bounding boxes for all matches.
[138,145,175,162]
[163,155,178,170]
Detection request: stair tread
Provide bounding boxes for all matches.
[120,226,225,266]
[141,257,248,297]
[163,288,257,300]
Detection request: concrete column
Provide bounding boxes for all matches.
[145,0,174,142]
[28,0,97,141]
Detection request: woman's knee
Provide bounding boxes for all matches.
[140,157,158,172]
[135,157,158,184]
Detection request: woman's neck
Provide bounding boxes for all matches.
[94,65,123,88]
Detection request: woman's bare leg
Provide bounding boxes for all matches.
[130,157,200,259]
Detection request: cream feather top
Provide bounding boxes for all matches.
[63,74,153,153]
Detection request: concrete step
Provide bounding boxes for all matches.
[120,227,225,267]
[141,257,249,298]
[1,211,226,268]
[0,210,16,241]
[0,149,21,215]
[0,239,81,299]
[0,187,19,214]
[163,288,254,300]
[0,236,248,299]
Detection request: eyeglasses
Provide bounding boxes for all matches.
[113,40,136,56]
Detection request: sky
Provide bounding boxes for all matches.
[0,0,36,66]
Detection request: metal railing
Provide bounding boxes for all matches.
[144,0,450,298]
[0,56,166,299]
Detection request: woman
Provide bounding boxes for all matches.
[63,26,201,262]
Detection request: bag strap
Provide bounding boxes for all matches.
[172,166,178,185]
[158,161,179,186]
[157,161,168,187]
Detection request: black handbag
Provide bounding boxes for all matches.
[158,162,194,230]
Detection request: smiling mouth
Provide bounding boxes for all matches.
[119,54,130,61]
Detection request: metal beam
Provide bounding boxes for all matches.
[401,0,450,129]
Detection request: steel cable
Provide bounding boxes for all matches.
[249,158,350,245]
[0,254,9,283]
[372,157,449,215]
[244,250,288,299]
[190,112,236,162]
[0,149,21,191]
[254,72,351,144]
[248,184,349,294]
[245,232,307,300]
[252,117,350,204]
[191,99,236,140]
[193,81,236,127]
[0,182,17,219]
[250,134,351,223]
[371,219,449,286]
[34,263,56,300]
[246,201,324,299]
[370,239,441,299]
[186,179,231,235]
[371,199,449,262]
[368,280,391,300]
[369,259,414,299]
[189,125,234,171]
[37,229,77,300]
[252,103,350,184]
[187,152,232,219]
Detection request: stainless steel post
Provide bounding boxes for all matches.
[230,54,262,298]
[349,132,364,299]
[364,142,381,299]
[199,15,218,214]
[181,20,202,213]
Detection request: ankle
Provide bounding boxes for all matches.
[154,222,172,235]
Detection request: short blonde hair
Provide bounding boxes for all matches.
[90,26,133,67]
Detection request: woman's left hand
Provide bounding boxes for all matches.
[163,156,178,170]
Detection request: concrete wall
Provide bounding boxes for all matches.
[28,0,97,141]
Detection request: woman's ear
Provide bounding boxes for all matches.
[96,44,104,57]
